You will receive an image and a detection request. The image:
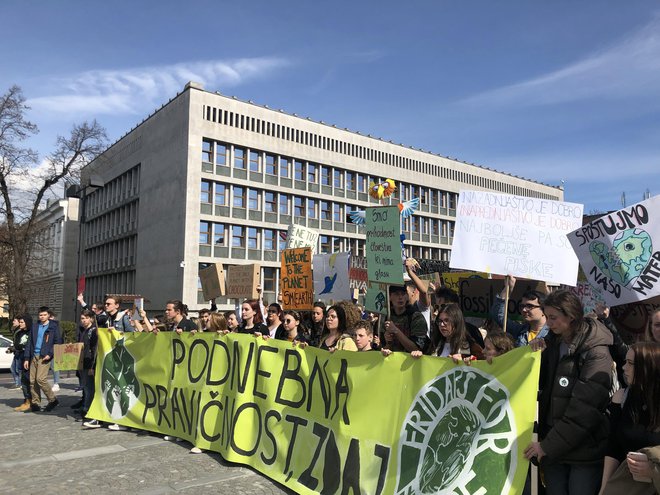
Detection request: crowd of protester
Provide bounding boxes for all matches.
[5,259,660,495]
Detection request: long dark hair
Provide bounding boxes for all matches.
[432,303,467,355]
[324,305,347,336]
[627,342,660,431]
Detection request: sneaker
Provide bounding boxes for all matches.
[51,384,60,392]
[44,399,59,412]
[108,423,128,431]
[12,384,22,390]
[83,419,102,428]
[30,403,41,412]
[163,435,182,442]
[190,447,203,454]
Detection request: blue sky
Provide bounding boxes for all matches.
[3,0,659,213]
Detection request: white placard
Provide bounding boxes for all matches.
[567,195,660,306]
[286,224,319,254]
[450,191,583,286]
[312,252,351,302]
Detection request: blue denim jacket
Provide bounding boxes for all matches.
[490,295,548,347]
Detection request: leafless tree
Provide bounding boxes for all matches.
[0,85,107,317]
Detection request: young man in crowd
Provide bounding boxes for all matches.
[384,285,429,353]
[490,275,548,347]
[23,306,61,412]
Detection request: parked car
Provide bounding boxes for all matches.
[0,335,14,370]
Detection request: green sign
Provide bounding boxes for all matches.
[365,206,403,284]
[365,282,388,315]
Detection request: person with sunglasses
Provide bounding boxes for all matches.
[280,310,308,344]
[490,275,549,347]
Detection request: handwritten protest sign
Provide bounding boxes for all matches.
[286,224,319,253]
[567,282,605,315]
[226,264,260,299]
[451,191,583,286]
[54,343,83,371]
[441,271,490,293]
[90,330,540,495]
[313,252,351,302]
[199,264,226,300]
[459,277,547,320]
[365,206,403,284]
[568,195,660,306]
[349,255,368,292]
[280,248,313,310]
[609,295,660,336]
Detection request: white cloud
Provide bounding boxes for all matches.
[26,57,291,116]
[459,15,660,108]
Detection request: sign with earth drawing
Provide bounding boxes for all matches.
[568,195,660,306]
[87,330,540,494]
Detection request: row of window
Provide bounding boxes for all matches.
[84,201,139,247]
[85,270,136,308]
[83,235,137,275]
[202,139,461,208]
[85,165,141,219]
[199,221,453,258]
[202,105,560,200]
[200,180,456,234]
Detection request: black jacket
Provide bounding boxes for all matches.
[539,317,613,464]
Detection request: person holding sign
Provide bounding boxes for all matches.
[383,286,429,353]
[224,311,240,332]
[525,290,613,495]
[600,342,660,495]
[164,300,197,333]
[491,275,549,347]
[238,299,268,335]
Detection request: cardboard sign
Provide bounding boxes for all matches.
[199,264,226,300]
[458,277,547,319]
[53,343,83,371]
[365,206,404,284]
[280,248,313,310]
[349,256,368,293]
[313,252,351,302]
[226,264,260,299]
[441,271,490,293]
[609,295,660,336]
[568,195,660,306]
[286,224,319,253]
[451,191,583,286]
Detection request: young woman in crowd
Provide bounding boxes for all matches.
[238,299,268,335]
[224,310,239,332]
[280,310,308,343]
[310,301,326,346]
[645,309,660,343]
[600,342,660,495]
[266,303,286,339]
[413,303,483,360]
[13,315,32,412]
[525,290,613,495]
[8,317,22,388]
[319,305,357,351]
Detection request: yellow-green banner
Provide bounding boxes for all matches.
[89,330,540,495]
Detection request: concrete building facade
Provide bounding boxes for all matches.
[80,82,563,312]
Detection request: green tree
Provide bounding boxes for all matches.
[0,85,107,317]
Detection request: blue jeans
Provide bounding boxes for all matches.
[543,459,602,495]
[10,355,21,386]
[49,359,60,384]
